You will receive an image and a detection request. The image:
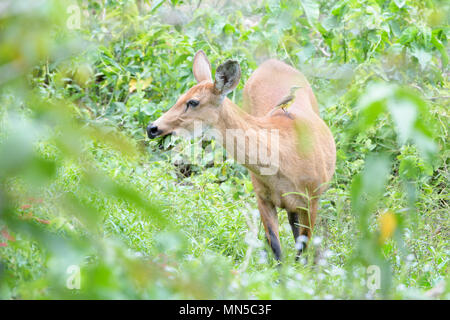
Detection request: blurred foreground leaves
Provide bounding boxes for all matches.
[0,0,169,299]
[0,0,449,299]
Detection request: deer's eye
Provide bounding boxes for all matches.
[187,99,200,108]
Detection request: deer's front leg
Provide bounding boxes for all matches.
[256,196,281,261]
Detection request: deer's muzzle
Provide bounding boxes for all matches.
[147,123,163,139]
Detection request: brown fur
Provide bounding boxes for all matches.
[151,51,336,260]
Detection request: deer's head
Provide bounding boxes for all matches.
[147,50,241,139]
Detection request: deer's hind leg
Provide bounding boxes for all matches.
[287,198,318,260]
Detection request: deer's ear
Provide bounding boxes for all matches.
[193,50,212,83]
[214,60,241,96]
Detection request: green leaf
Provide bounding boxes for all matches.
[150,0,166,14]
[393,0,406,8]
[410,44,432,70]
[389,100,417,145]
[431,35,449,68]
[223,23,236,35]
[300,0,320,26]
[399,26,418,45]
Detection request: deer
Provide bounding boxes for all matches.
[147,50,336,261]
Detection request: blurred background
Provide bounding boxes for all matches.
[0,0,448,299]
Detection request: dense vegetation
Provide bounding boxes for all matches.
[0,0,448,299]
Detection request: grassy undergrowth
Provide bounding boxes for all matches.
[0,0,449,299]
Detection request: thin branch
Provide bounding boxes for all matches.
[428,95,450,100]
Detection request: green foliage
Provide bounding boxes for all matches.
[0,0,449,299]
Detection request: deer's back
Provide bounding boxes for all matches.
[243,59,319,117]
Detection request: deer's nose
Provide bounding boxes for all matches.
[147,123,161,139]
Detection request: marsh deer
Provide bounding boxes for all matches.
[147,50,336,261]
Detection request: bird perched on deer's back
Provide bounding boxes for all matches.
[269,85,302,118]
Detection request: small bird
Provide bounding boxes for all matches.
[269,85,302,117]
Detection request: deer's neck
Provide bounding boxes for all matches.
[216,98,259,133]
[214,98,279,176]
